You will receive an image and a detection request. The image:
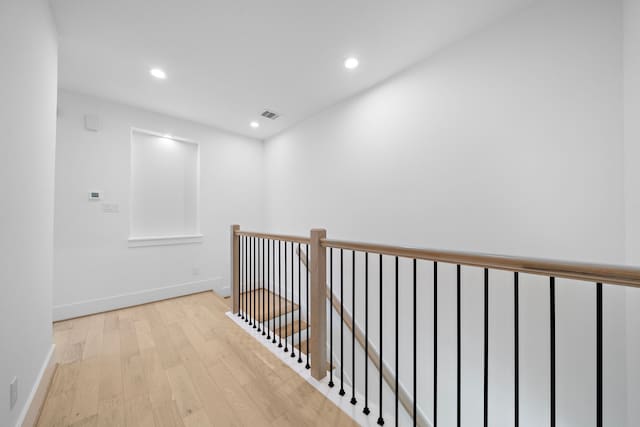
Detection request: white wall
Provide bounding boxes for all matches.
[53,91,265,320]
[265,0,628,425]
[130,131,200,237]
[624,1,640,265]
[0,1,57,426]
[623,0,640,424]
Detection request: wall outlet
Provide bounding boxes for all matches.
[84,114,101,132]
[192,267,200,276]
[10,377,17,410]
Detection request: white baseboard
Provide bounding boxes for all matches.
[17,344,56,427]
[214,285,231,298]
[52,278,221,321]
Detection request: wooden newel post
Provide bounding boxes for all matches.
[310,228,327,380]
[230,224,240,315]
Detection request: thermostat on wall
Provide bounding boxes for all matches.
[88,191,102,201]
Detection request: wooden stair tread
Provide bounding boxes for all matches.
[295,340,333,371]
[239,288,298,321]
[294,338,310,355]
[276,320,308,338]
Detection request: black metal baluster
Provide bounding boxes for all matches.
[457,265,461,427]
[329,248,335,388]
[257,238,261,331]
[254,237,258,329]
[597,282,602,427]
[249,237,252,325]
[246,236,249,322]
[484,268,488,427]
[434,262,438,427]
[267,239,271,340]
[284,242,289,352]
[242,236,249,322]
[413,259,417,427]
[550,277,556,427]
[514,272,519,427]
[247,236,250,322]
[253,237,256,327]
[246,236,249,320]
[249,237,253,326]
[258,239,263,333]
[278,241,283,348]
[297,243,302,362]
[241,236,245,320]
[272,240,277,344]
[291,241,296,359]
[262,238,266,335]
[364,252,370,415]
[378,253,384,426]
[249,237,252,326]
[340,248,345,396]
[306,244,310,369]
[239,236,242,318]
[395,256,399,426]
[237,235,241,318]
[351,251,357,405]
[260,239,267,336]
[249,237,254,326]
[264,239,267,335]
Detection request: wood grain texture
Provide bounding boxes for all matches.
[38,291,356,427]
[237,229,640,287]
[240,288,298,322]
[322,237,640,288]
[309,229,327,381]
[231,224,240,314]
[235,230,310,245]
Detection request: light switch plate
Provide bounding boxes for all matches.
[101,203,119,213]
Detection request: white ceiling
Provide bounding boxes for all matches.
[52,0,532,139]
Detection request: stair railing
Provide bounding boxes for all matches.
[230,224,640,427]
[295,245,428,427]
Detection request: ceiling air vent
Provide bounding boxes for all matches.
[261,110,280,120]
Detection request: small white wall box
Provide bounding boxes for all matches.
[88,191,102,200]
[84,114,101,131]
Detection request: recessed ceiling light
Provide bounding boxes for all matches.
[250,121,260,128]
[150,68,167,79]
[344,57,359,70]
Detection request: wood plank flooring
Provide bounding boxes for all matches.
[37,292,357,427]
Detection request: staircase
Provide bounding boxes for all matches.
[229,224,640,426]
[238,286,338,384]
[239,288,310,351]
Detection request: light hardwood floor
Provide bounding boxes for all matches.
[37,292,357,427]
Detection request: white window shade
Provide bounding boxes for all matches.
[130,130,200,241]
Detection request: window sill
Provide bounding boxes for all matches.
[128,234,204,247]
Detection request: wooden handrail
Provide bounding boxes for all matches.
[236,229,310,244]
[296,246,428,427]
[235,230,640,287]
[322,238,640,288]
